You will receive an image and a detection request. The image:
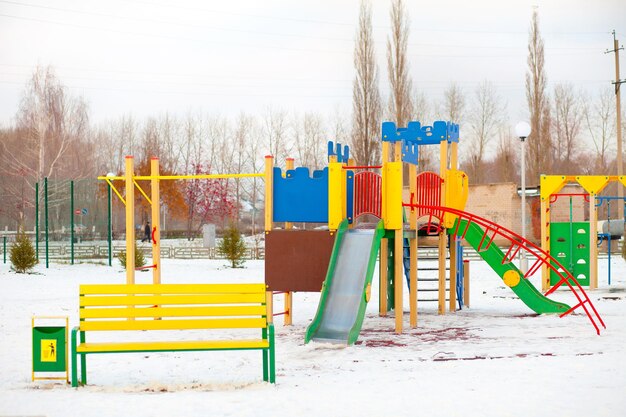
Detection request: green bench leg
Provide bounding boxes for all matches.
[269,324,276,383]
[71,327,78,387]
[80,331,87,385]
[262,327,268,382]
[80,354,87,385]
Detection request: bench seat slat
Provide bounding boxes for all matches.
[76,339,269,353]
[80,293,266,307]
[80,305,268,319]
[80,283,267,295]
[79,317,267,331]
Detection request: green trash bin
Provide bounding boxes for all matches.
[32,316,68,382]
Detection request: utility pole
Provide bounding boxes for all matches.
[606,30,625,220]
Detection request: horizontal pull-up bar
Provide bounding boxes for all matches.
[98,173,264,181]
[342,165,383,170]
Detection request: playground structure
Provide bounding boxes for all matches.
[540,175,626,291]
[99,120,606,346]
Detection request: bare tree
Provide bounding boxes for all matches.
[0,65,90,221]
[493,127,519,183]
[583,87,615,172]
[552,83,582,172]
[387,0,412,128]
[440,82,466,123]
[263,107,290,166]
[525,8,551,184]
[466,81,504,183]
[351,0,381,166]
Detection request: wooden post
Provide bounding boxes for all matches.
[589,194,598,289]
[449,236,457,312]
[393,141,403,334]
[463,260,470,307]
[438,140,448,315]
[150,157,161,285]
[379,141,390,317]
[409,164,417,328]
[379,239,388,316]
[264,155,274,323]
[394,229,403,334]
[125,156,135,285]
[541,198,550,292]
[284,157,294,325]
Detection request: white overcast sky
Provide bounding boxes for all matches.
[0,0,625,128]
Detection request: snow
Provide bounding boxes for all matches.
[1,256,625,417]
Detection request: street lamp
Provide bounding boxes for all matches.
[515,121,531,273]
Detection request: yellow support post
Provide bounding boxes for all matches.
[409,164,417,328]
[284,158,294,326]
[125,156,135,285]
[150,157,161,285]
[328,162,345,231]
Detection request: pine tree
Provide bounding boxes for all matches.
[118,242,146,269]
[10,229,38,273]
[218,222,247,268]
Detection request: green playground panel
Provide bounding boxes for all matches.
[549,222,590,287]
[33,326,67,373]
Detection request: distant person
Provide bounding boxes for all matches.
[142,222,151,243]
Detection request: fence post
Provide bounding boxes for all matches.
[463,260,470,308]
[3,236,6,264]
[35,181,39,260]
[70,180,74,265]
[44,177,49,269]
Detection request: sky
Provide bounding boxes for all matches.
[0,0,625,129]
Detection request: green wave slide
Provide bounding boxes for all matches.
[454,218,569,314]
[305,219,385,345]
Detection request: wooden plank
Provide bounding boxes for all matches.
[80,293,266,307]
[80,305,268,319]
[77,339,269,353]
[79,317,268,331]
[80,283,266,295]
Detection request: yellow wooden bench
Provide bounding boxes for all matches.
[71,283,275,387]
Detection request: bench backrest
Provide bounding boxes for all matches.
[78,283,268,332]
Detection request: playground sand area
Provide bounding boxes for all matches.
[1,258,625,417]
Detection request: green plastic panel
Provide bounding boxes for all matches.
[549,222,590,286]
[455,219,569,314]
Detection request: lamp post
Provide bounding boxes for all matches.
[515,121,531,273]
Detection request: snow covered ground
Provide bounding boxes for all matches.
[1,256,625,417]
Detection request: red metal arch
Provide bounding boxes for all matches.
[403,203,605,335]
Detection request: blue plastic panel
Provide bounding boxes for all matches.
[273,166,329,223]
[346,170,354,224]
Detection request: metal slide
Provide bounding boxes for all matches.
[305,219,385,345]
[457,219,570,314]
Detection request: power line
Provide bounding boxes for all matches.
[0,1,612,51]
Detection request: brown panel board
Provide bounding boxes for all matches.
[265,230,336,292]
